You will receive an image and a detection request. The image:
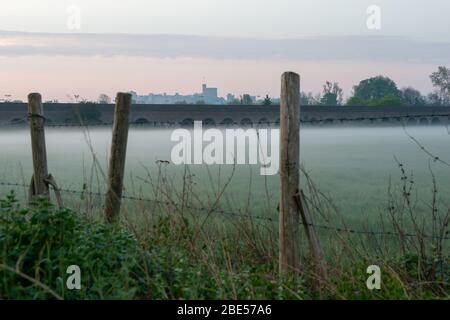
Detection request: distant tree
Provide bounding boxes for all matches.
[195,100,206,105]
[400,87,426,106]
[300,92,320,105]
[227,98,241,105]
[430,66,450,105]
[262,94,272,105]
[175,100,188,105]
[346,96,366,106]
[352,76,400,101]
[347,94,403,106]
[367,95,404,107]
[426,92,444,106]
[320,81,343,106]
[240,94,253,105]
[98,94,111,104]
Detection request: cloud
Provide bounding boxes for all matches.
[0,30,449,64]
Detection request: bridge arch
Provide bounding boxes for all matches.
[431,117,441,124]
[134,118,150,125]
[180,118,194,127]
[419,117,429,125]
[240,118,253,126]
[407,117,417,125]
[203,118,216,126]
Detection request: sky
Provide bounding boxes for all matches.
[0,0,449,102]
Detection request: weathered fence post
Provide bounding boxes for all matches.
[279,72,328,284]
[295,191,328,283]
[279,72,301,274]
[104,93,132,223]
[28,93,49,199]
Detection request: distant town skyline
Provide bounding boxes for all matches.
[130,84,237,105]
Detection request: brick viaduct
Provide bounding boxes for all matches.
[1,103,450,126]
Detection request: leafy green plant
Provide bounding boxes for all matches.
[0,192,140,299]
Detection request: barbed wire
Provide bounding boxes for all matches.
[1,180,449,241]
[2,113,450,128]
[2,112,450,239]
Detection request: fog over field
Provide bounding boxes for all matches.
[1,125,449,224]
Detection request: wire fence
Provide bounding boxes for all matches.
[1,180,449,241]
[1,111,450,241]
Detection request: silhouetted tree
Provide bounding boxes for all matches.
[346,76,403,106]
[300,92,320,105]
[347,94,403,107]
[262,95,272,105]
[401,87,426,106]
[352,76,400,100]
[367,95,403,106]
[426,92,444,106]
[430,66,450,105]
[320,81,343,106]
[98,94,111,104]
[240,94,253,105]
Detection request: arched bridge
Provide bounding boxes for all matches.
[1,103,450,126]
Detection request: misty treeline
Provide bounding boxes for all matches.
[236,65,450,107]
[226,66,450,106]
[299,65,450,107]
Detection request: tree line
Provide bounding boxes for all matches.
[262,66,450,107]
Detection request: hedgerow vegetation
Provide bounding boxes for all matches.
[0,183,448,299]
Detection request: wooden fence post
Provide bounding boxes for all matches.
[295,191,328,284]
[279,72,301,274]
[28,93,49,199]
[104,92,132,223]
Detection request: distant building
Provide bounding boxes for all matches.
[130,84,225,105]
[201,84,219,104]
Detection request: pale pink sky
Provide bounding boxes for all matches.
[0,31,448,101]
[1,1,450,102]
[0,55,438,102]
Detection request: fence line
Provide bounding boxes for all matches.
[1,180,449,241]
[2,81,450,279]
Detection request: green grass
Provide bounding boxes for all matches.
[0,190,448,300]
[1,126,450,299]
[2,126,450,225]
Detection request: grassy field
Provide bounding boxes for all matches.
[0,125,449,299]
[2,126,450,222]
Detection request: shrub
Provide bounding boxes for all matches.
[0,193,140,299]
